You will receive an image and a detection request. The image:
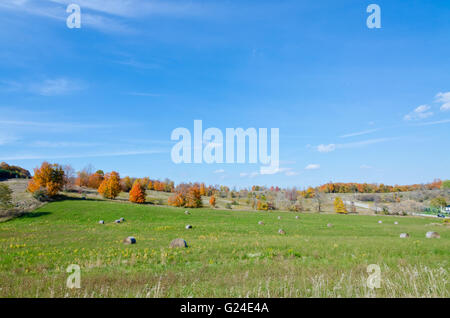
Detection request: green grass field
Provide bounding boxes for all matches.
[0,198,448,297]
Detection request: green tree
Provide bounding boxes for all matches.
[430,197,447,209]
[441,180,450,189]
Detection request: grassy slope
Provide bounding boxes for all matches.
[0,199,448,297]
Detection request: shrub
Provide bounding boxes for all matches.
[32,188,50,202]
[225,203,232,209]
[389,200,424,215]
[256,200,268,211]
[356,194,377,202]
[0,184,13,208]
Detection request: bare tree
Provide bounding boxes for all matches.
[313,189,326,212]
[62,165,75,190]
[373,196,381,213]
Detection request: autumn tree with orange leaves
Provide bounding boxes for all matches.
[27,162,65,197]
[168,192,185,207]
[98,171,121,199]
[88,172,104,189]
[185,186,202,208]
[209,195,216,207]
[129,180,146,204]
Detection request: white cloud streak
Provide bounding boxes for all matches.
[305,164,320,170]
[0,0,210,34]
[339,128,378,138]
[0,120,110,130]
[0,150,164,161]
[317,138,396,153]
[403,105,433,121]
[436,92,450,111]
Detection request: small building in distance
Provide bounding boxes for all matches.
[441,205,450,214]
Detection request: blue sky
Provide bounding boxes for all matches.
[0,0,449,189]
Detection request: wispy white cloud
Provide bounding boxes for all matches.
[31,78,84,96]
[338,138,396,149]
[240,167,298,177]
[360,164,373,169]
[436,92,450,111]
[305,164,320,170]
[31,141,101,148]
[1,78,84,96]
[0,149,164,161]
[213,169,225,174]
[340,128,378,138]
[404,105,433,121]
[127,92,162,97]
[49,0,207,18]
[317,138,396,153]
[0,120,109,130]
[416,118,450,126]
[317,144,336,153]
[115,59,160,69]
[0,134,19,145]
[0,0,210,34]
[240,171,259,178]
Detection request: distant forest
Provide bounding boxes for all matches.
[0,162,31,180]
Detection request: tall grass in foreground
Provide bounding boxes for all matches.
[0,200,448,297]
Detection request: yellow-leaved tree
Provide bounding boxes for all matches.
[334,197,347,214]
[98,171,121,199]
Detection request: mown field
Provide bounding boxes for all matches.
[0,198,448,297]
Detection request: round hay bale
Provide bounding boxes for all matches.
[170,238,188,248]
[394,221,398,225]
[114,219,121,224]
[123,236,136,244]
[258,221,264,225]
[327,223,333,228]
[98,220,105,224]
[185,211,190,215]
[295,216,299,219]
[378,220,383,224]
[278,216,281,220]
[278,229,286,235]
[399,233,409,238]
[425,231,440,239]
[185,224,193,230]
